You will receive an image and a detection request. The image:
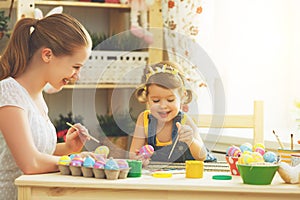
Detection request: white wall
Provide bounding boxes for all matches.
[198,0,300,144]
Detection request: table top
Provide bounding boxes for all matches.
[15,171,300,194]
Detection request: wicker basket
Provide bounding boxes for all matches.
[78,51,148,84]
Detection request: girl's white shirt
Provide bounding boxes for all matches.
[0,77,56,200]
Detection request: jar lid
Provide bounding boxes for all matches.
[212,175,232,180]
[152,172,173,178]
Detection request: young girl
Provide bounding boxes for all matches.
[0,14,92,199]
[129,61,207,165]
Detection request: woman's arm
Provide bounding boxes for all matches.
[0,106,60,174]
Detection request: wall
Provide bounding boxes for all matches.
[197,0,300,145]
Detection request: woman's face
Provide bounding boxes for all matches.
[147,84,182,123]
[48,47,90,90]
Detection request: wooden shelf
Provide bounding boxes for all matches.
[63,83,138,89]
[35,1,130,9]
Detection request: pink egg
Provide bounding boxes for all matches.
[254,147,265,156]
[139,145,154,159]
[227,146,242,157]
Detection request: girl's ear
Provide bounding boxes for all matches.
[41,48,53,63]
[182,89,193,104]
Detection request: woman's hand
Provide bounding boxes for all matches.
[65,123,89,153]
[176,122,194,146]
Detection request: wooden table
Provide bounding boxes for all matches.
[15,171,300,200]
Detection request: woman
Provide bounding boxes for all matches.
[0,13,92,199]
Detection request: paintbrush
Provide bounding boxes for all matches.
[272,130,284,149]
[291,133,294,150]
[168,135,179,160]
[66,122,99,143]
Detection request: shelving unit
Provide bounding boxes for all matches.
[0,0,34,19]
[32,1,162,119]
[2,0,163,158]
[2,0,163,115]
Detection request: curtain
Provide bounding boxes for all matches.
[162,0,206,90]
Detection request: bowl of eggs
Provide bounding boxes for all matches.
[226,143,279,185]
[237,148,279,185]
[237,163,279,185]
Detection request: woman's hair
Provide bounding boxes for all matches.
[0,13,91,80]
[135,61,193,104]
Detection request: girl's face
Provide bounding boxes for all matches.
[48,47,90,90]
[147,84,182,122]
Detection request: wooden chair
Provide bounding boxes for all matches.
[190,101,264,145]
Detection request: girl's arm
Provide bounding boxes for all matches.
[129,112,147,160]
[178,115,207,161]
[0,106,60,174]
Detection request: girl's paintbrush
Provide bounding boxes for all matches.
[66,122,99,143]
[168,135,179,160]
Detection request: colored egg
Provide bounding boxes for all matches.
[104,157,119,170]
[243,150,252,155]
[69,154,77,160]
[83,156,95,168]
[263,151,278,163]
[70,155,84,167]
[139,145,154,159]
[58,155,71,165]
[117,159,129,169]
[254,147,265,156]
[251,152,264,163]
[227,145,242,157]
[94,145,110,157]
[94,160,106,169]
[253,143,265,151]
[239,154,254,164]
[240,142,253,153]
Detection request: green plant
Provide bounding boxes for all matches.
[0,10,9,39]
[53,112,84,143]
[88,30,149,51]
[89,31,108,49]
[97,114,136,137]
[53,112,84,131]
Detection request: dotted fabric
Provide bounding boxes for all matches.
[0,77,56,200]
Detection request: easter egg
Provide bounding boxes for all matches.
[239,153,254,164]
[240,142,252,153]
[104,157,119,170]
[116,159,129,169]
[263,151,278,163]
[251,152,264,163]
[254,147,265,156]
[83,156,95,168]
[70,155,84,167]
[94,157,106,169]
[138,144,154,159]
[242,150,252,155]
[226,145,242,157]
[58,155,71,165]
[94,145,110,158]
[69,154,77,160]
[253,143,265,151]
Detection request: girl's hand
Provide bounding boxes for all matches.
[65,123,88,153]
[176,122,194,146]
[135,149,151,168]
